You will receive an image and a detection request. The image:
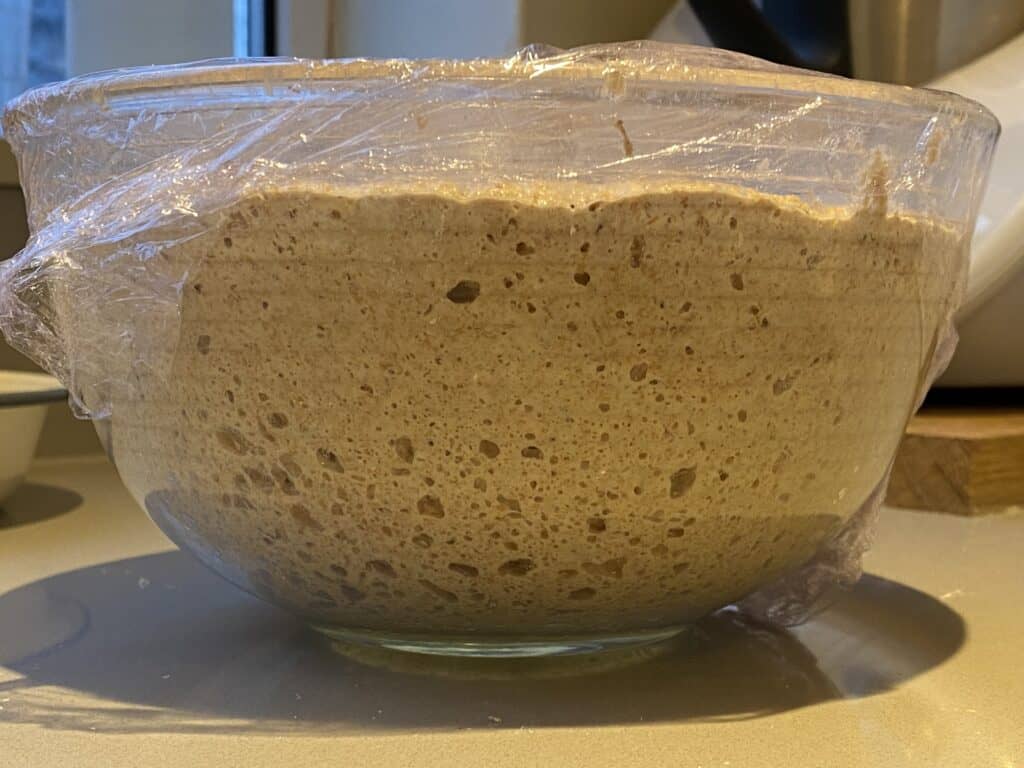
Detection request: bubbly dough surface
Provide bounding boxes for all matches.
[112,184,962,635]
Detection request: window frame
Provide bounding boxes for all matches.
[1,0,272,186]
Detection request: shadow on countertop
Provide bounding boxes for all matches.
[0,551,965,735]
[0,483,83,529]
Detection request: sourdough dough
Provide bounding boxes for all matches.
[110,183,963,635]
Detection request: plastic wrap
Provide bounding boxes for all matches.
[0,42,999,636]
[738,303,964,626]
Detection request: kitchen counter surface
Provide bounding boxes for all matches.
[1,456,1021,767]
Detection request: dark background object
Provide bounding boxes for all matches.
[689,0,850,75]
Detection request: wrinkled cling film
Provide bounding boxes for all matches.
[0,42,998,626]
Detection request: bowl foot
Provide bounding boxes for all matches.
[309,623,687,658]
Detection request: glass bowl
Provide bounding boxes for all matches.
[0,43,998,655]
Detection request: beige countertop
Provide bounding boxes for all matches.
[0,456,1021,767]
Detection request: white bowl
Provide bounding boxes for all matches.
[0,371,66,504]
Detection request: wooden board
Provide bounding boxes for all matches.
[886,408,1024,515]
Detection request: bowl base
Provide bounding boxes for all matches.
[309,623,687,658]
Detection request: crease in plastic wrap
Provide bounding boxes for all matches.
[0,42,998,627]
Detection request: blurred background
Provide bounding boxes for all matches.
[3,0,1024,459]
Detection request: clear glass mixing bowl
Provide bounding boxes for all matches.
[0,43,998,655]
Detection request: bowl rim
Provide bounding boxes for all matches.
[0,370,67,409]
[2,42,1000,141]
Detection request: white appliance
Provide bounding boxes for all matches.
[930,36,1024,386]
